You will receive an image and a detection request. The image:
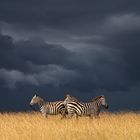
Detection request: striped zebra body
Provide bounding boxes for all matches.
[65,95,108,118]
[40,101,65,117]
[66,101,98,117]
[30,94,65,118]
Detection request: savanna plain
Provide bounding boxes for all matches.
[0,112,140,140]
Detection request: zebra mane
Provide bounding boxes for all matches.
[65,94,79,102]
[36,96,45,105]
[91,95,104,102]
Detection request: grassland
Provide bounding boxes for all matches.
[0,112,139,140]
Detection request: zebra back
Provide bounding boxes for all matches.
[40,101,65,115]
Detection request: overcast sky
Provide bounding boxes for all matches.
[0,0,140,111]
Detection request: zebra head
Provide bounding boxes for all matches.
[29,94,44,106]
[64,94,79,105]
[100,95,109,109]
[92,95,109,109]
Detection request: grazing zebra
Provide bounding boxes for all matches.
[64,95,109,119]
[29,94,66,118]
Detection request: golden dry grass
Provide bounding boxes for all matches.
[0,112,140,140]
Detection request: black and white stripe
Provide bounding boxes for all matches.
[63,94,79,117]
[63,94,79,105]
[64,95,109,118]
[29,94,65,118]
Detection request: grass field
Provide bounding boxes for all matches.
[0,112,140,140]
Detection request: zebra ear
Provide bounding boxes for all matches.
[35,91,39,97]
[65,94,71,98]
[64,93,69,98]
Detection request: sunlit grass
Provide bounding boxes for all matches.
[0,112,140,140]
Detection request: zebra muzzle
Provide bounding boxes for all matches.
[105,105,109,109]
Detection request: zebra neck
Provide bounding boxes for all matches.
[93,100,101,110]
[38,100,45,108]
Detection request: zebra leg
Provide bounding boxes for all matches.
[60,114,65,119]
[89,114,93,119]
[96,111,100,119]
[60,109,67,119]
[76,113,79,119]
[94,113,100,119]
[67,113,74,118]
[42,113,47,118]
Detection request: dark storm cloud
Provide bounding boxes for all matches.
[0,0,140,31]
[15,39,74,66]
[71,15,140,94]
[0,33,27,71]
[0,33,75,70]
[0,33,79,89]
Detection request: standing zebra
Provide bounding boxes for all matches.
[64,95,109,119]
[29,94,66,118]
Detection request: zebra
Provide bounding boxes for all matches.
[29,94,66,118]
[64,95,109,119]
